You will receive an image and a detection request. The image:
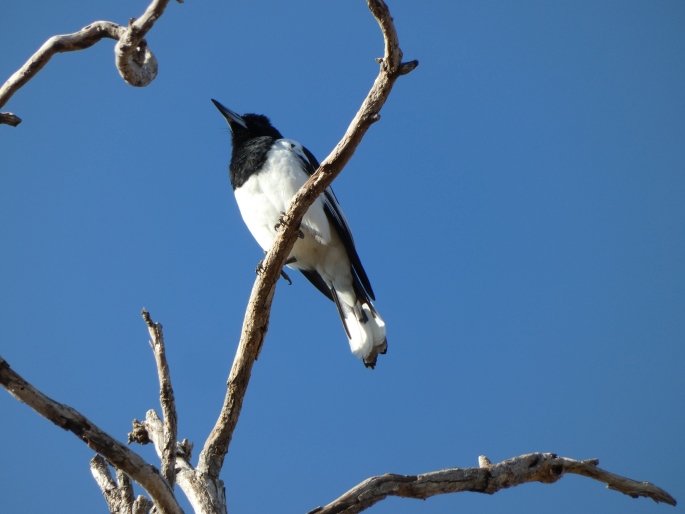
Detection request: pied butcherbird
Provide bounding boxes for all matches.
[212,99,387,368]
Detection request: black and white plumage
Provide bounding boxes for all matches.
[212,99,387,368]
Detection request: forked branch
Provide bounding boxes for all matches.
[129,410,228,514]
[90,455,153,514]
[197,0,419,479]
[0,356,183,514]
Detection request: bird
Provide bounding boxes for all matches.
[212,99,387,368]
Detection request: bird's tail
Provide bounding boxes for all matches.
[331,284,387,369]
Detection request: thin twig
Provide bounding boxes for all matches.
[311,453,676,514]
[0,356,182,514]
[563,457,676,504]
[0,21,124,125]
[142,309,178,489]
[196,0,418,479]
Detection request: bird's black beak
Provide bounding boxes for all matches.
[211,99,248,129]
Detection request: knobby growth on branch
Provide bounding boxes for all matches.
[0,0,676,513]
[0,0,181,126]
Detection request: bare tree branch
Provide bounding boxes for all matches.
[311,453,677,514]
[90,455,154,514]
[0,21,123,125]
[115,468,137,510]
[197,0,418,480]
[142,309,178,489]
[90,455,125,513]
[0,0,179,126]
[0,356,183,514]
[130,410,227,514]
[133,496,155,514]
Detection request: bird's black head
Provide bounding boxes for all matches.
[211,99,283,144]
[211,99,285,189]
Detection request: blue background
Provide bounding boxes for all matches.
[1,1,683,513]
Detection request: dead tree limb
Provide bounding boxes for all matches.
[310,453,677,514]
[90,455,154,514]
[197,0,419,480]
[142,308,178,489]
[130,410,227,514]
[0,0,180,126]
[90,455,128,514]
[2,345,677,514]
[0,355,183,514]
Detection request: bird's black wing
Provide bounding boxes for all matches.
[298,146,376,301]
[299,268,334,301]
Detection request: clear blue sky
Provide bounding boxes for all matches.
[1,1,683,513]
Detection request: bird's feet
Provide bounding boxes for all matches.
[255,255,297,285]
[280,269,292,285]
[274,212,304,238]
[279,256,297,284]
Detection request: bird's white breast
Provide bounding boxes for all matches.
[234,139,331,252]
